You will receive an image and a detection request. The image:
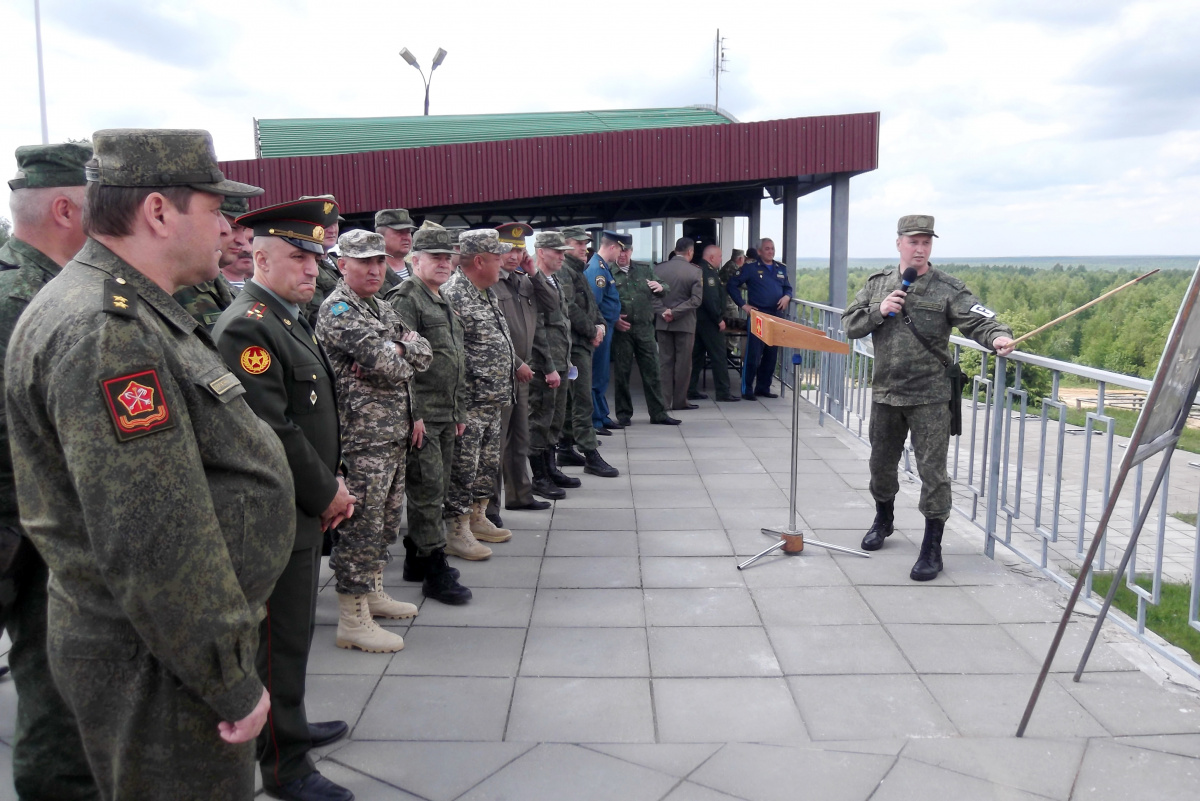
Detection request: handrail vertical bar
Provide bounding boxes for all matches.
[984,356,1007,558]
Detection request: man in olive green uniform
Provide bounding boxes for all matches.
[214,198,356,801]
[654,237,704,410]
[554,227,618,477]
[387,224,477,597]
[0,142,98,801]
[316,230,433,654]
[719,248,746,364]
[689,243,740,402]
[612,243,678,426]
[843,215,1015,582]
[6,129,292,800]
[377,208,417,293]
[300,195,342,327]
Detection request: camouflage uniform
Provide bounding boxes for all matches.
[719,257,745,359]
[843,264,1011,519]
[612,260,671,423]
[559,250,603,451]
[317,280,431,595]
[173,273,237,331]
[441,267,517,518]
[528,270,572,450]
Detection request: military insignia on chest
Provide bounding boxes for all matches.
[240,346,272,375]
[246,303,266,320]
[707,277,716,286]
[101,370,174,441]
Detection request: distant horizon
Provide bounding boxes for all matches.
[792,255,1199,271]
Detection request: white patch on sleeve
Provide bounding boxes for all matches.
[970,304,995,318]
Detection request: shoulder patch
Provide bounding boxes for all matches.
[245,302,267,320]
[595,276,607,288]
[707,276,716,286]
[969,303,996,318]
[330,301,350,316]
[103,279,138,318]
[101,370,174,442]
[239,346,272,375]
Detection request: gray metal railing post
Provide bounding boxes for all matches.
[983,356,1007,558]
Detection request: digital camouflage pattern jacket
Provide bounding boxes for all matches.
[442,268,517,407]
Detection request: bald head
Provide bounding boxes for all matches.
[702,244,723,268]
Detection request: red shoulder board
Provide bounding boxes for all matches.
[246,303,267,319]
[100,370,174,442]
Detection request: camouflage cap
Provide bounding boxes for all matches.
[559,226,591,242]
[411,222,457,254]
[459,229,512,257]
[221,195,250,219]
[897,214,938,238]
[375,208,416,230]
[338,229,389,259]
[9,142,93,191]
[534,231,572,251]
[495,221,533,246]
[87,129,263,198]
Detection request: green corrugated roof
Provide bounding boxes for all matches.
[254,106,735,158]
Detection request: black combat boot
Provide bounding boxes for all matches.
[546,449,581,488]
[403,538,458,582]
[860,500,895,551]
[529,451,565,500]
[422,547,472,605]
[910,518,945,581]
[557,438,586,466]
[583,448,619,478]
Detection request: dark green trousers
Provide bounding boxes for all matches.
[868,401,952,520]
[1,541,98,800]
[565,345,598,451]
[257,544,320,791]
[405,420,456,555]
[613,325,668,422]
[529,373,568,452]
[689,319,733,398]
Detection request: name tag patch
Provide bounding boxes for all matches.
[970,304,996,318]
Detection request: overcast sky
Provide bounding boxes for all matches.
[1,0,1196,258]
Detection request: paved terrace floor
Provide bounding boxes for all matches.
[3,387,1200,800]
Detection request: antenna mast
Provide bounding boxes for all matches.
[713,29,728,110]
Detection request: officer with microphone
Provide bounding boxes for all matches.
[842,215,1014,581]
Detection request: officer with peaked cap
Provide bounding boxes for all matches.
[299,194,343,326]
[0,141,99,800]
[213,198,357,801]
[376,207,417,291]
[843,215,1014,582]
[5,128,295,799]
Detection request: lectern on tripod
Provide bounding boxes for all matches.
[737,311,871,570]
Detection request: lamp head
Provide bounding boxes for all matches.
[431,48,447,70]
[399,48,419,68]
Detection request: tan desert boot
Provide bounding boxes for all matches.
[446,514,492,560]
[336,592,405,653]
[470,500,513,543]
[366,567,419,619]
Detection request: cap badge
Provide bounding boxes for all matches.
[313,225,325,241]
[323,202,334,215]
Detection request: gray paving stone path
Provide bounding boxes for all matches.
[2,380,1199,800]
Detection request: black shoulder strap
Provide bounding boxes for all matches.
[901,312,951,369]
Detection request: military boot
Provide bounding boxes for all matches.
[422,547,473,605]
[529,450,565,500]
[556,438,586,466]
[860,499,895,551]
[470,500,513,543]
[583,448,619,478]
[910,518,945,581]
[365,567,419,619]
[403,537,459,581]
[446,514,492,560]
[546,449,581,488]
[336,593,405,652]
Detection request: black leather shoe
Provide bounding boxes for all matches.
[755,390,779,399]
[556,441,586,466]
[688,392,708,400]
[506,499,551,511]
[715,394,742,402]
[741,393,757,401]
[617,417,632,427]
[546,450,581,488]
[860,500,894,551]
[595,426,612,436]
[675,403,699,410]
[486,510,504,528]
[583,449,619,478]
[423,548,472,605]
[651,416,682,425]
[529,451,566,499]
[403,538,458,581]
[265,770,354,801]
[602,418,624,429]
[910,518,945,582]
[308,720,348,748]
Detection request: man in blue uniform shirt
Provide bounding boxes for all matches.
[727,238,792,399]
[584,231,627,434]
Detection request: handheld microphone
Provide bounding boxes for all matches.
[887,267,920,317]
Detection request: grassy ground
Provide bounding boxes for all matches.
[1170,512,1197,526]
[1058,405,1200,454]
[1086,572,1200,663]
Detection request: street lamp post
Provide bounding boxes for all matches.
[399,47,447,116]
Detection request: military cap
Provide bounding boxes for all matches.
[732,248,745,259]
[375,208,416,230]
[459,229,512,257]
[86,129,262,197]
[236,198,337,255]
[338,229,388,259]
[560,226,591,242]
[534,231,572,251]
[300,194,345,224]
[411,222,457,254]
[8,142,92,191]
[495,222,533,247]
[220,195,250,218]
[897,214,938,238]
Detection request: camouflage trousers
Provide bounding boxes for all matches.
[445,403,502,518]
[613,324,669,423]
[528,372,569,452]
[564,344,598,451]
[406,420,456,556]
[331,441,407,595]
[47,598,256,801]
[868,401,952,521]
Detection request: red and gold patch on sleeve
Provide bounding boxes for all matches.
[239,346,271,375]
[100,370,174,442]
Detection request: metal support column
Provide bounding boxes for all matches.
[781,185,799,295]
[748,203,761,249]
[825,174,850,421]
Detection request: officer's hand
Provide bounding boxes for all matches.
[546,370,561,388]
[646,280,663,293]
[219,688,270,744]
[321,477,356,532]
[412,418,426,449]
[776,295,791,312]
[455,423,466,437]
[592,325,605,346]
[516,363,534,383]
[741,304,753,315]
[879,289,907,317]
[719,320,726,332]
[350,362,365,379]
[992,336,1016,356]
[662,309,675,323]
[615,314,631,332]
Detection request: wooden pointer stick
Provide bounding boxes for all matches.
[1009,269,1160,348]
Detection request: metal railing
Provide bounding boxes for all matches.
[779,297,1200,679]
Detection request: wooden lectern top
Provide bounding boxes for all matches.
[749,311,850,355]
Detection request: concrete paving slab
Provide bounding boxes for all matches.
[644,588,760,627]
[544,529,639,557]
[539,556,642,588]
[887,623,1042,674]
[307,625,396,675]
[639,507,725,530]
[530,588,646,627]
[633,489,716,509]
[769,625,913,675]
[688,743,893,801]
[452,555,543,588]
[653,678,809,743]
[585,743,722,778]
[870,758,1047,801]
[900,736,1086,800]
[630,474,707,490]
[962,583,1065,623]
[751,586,876,626]
[409,587,534,628]
[1072,738,1200,800]
[649,627,781,677]
[659,780,749,801]
[521,627,649,677]
[553,490,636,509]
[1113,733,1200,758]
[737,552,851,589]
[353,676,513,741]
[1002,621,1139,673]
[384,626,526,677]
[642,556,748,588]
[324,741,534,801]
[506,678,655,742]
[551,507,638,530]
[306,674,380,731]
[308,760,425,801]
[789,674,957,740]
[640,530,734,557]
[456,743,677,801]
[922,673,1108,739]
[858,584,997,624]
[1056,670,1200,735]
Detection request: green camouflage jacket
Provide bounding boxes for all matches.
[173,274,236,331]
[614,261,668,328]
[387,276,468,424]
[529,271,571,374]
[560,253,603,352]
[442,268,517,407]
